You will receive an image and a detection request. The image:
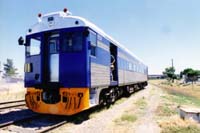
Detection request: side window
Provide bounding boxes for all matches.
[27,37,41,56]
[73,33,83,51]
[62,34,73,52]
[128,62,132,70]
[90,31,97,56]
[62,32,83,52]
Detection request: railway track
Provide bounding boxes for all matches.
[0,112,68,133]
[38,120,68,133]
[0,114,41,129]
[0,100,26,110]
[0,100,69,132]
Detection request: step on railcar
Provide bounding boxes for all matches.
[18,8,148,115]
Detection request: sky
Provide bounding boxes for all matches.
[0,0,200,75]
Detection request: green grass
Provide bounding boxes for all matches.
[114,114,137,124]
[161,95,172,101]
[115,97,128,105]
[162,125,200,133]
[161,81,173,86]
[157,104,177,117]
[120,114,137,122]
[158,90,200,117]
[134,97,147,109]
[169,92,200,107]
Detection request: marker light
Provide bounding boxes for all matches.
[38,13,42,18]
[63,8,68,13]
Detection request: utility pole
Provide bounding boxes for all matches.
[0,61,2,80]
[171,58,175,82]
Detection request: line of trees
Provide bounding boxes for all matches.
[163,67,176,82]
[180,68,200,84]
[163,67,200,84]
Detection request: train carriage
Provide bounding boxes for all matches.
[18,9,148,115]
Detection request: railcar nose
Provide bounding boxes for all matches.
[42,90,61,104]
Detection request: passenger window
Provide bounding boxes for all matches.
[128,63,132,70]
[90,31,97,56]
[27,37,41,56]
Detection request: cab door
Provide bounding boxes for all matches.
[48,33,60,82]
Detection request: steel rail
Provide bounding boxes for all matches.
[0,103,26,110]
[0,114,41,129]
[38,121,67,133]
[0,100,25,105]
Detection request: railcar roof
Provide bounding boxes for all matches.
[27,11,146,66]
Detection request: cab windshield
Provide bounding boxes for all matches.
[26,36,41,56]
[26,31,83,56]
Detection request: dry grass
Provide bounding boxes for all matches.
[149,79,200,100]
[156,97,200,133]
[114,97,148,126]
[0,91,25,102]
[152,79,200,133]
[159,116,200,133]
[0,82,25,102]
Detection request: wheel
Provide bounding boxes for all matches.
[108,88,116,104]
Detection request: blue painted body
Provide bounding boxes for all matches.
[59,27,89,88]
[25,27,89,88]
[59,52,88,87]
[24,26,147,88]
[25,33,43,87]
[90,33,110,66]
[25,55,42,86]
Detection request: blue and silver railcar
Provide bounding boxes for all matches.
[18,9,148,115]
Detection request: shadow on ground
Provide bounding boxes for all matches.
[0,87,146,130]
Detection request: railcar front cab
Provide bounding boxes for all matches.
[18,27,98,115]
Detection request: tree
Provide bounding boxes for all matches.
[182,68,200,84]
[3,59,18,77]
[163,67,176,82]
[179,71,183,79]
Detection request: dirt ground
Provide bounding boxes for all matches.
[1,81,199,133]
[52,85,162,133]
